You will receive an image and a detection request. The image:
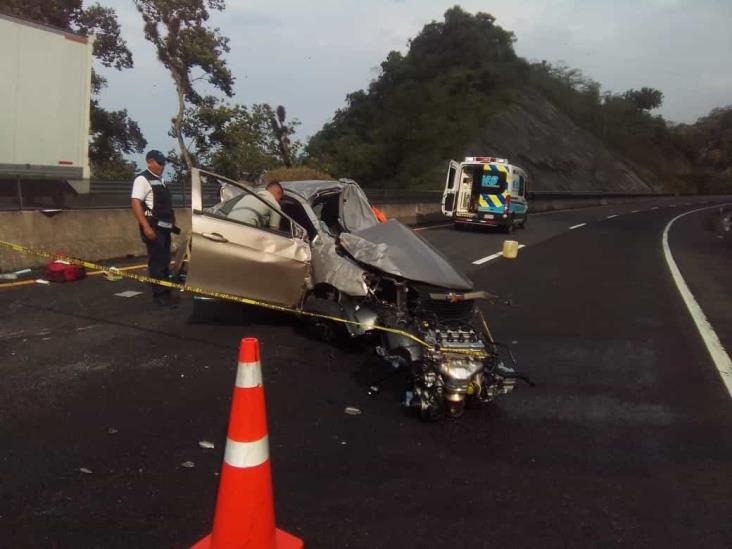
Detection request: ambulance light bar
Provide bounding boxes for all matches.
[464,156,507,163]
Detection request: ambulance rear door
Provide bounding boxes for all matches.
[441,160,459,216]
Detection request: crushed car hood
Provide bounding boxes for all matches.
[339,220,474,290]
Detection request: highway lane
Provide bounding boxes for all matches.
[0,199,730,547]
[418,195,725,276]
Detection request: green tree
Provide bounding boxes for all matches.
[623,87,664,111]
[307,6,521,187]
[0,0,147,178]
[133,0,234,171]
[173,97,301,180]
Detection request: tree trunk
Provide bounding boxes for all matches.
[171,70,192,206]
[172,70,192,170]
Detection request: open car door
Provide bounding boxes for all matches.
[185,168,311,308]
[441,160,459,216]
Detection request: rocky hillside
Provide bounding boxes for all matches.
[472,90,688,192]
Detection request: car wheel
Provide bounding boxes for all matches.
[454,222,463,231]
[520,213,528,229]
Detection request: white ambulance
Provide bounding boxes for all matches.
[441,156,529,232]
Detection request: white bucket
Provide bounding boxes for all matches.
[502,240,519,259]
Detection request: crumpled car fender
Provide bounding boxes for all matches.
[310,233,368,296]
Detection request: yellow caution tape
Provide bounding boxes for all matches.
[0,239,491,358]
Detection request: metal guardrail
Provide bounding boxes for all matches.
[0,177,718,212]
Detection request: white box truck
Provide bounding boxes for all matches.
[0,12,94,181]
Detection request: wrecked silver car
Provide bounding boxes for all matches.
[183,168,526,419]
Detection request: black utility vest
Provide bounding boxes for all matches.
[138,169,175,229]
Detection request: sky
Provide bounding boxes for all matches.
[96,0,732,159]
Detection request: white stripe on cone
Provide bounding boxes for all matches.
[224,435,270,468]
[235,360,263,389]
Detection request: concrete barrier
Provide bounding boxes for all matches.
[0,195,722,271]
[373,195,681,225]
[0,208,191,271]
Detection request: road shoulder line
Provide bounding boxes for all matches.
[662,205,732,397]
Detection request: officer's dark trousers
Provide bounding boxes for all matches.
[143,228,171,299]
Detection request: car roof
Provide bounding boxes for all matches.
[281,180,348,201]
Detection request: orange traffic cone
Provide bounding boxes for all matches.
[192,338,303,549]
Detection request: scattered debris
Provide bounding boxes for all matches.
[115,290,143,298]
[35,279,50,285]
[344,406,362,416]
[181,461,195,468]
[104,270,123,281]
[79,467,93,474]
[198,440,215,449]
[0,268,29,280]
[0,330,25,341]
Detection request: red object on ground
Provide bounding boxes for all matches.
[46,258,86,282]
[191,338,303,549]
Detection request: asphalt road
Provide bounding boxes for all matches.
[1,197,731,548]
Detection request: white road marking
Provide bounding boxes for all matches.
[473,252,501,265]
[569,223,586,230]
[663,205,732,397]
[631,210,640,213]
[473,245,526,265]
[606,214,618,219]
[651,206,659,210]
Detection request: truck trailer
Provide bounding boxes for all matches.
[0,12,94,189]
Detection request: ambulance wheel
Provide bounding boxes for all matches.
[503,218,515,234]
[520,214,528,228]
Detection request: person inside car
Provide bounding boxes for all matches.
[227,180,284,230]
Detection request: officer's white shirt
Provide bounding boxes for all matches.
[131,169,167,211]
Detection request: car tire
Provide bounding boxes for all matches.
[454,222,463,231]
[520,213,528,229]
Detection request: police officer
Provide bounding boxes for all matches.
[131,150,178,307]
